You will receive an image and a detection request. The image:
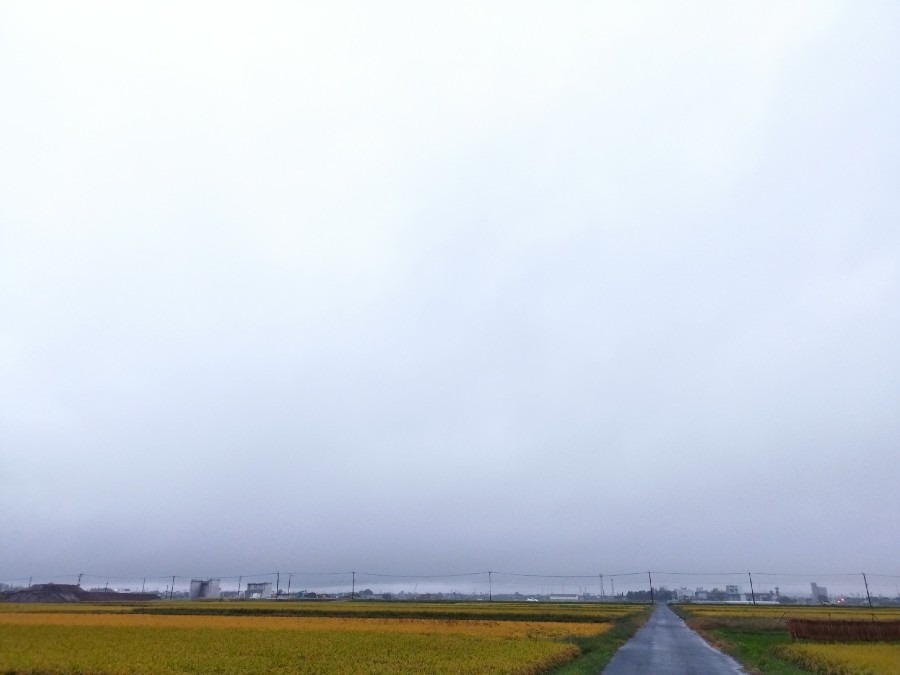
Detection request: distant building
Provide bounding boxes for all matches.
[725,585,741,598]
[810,582,828,603]
[674,587,692,601]
[245,582,273,599]
[549,594,579,602]
[189,579,221,599]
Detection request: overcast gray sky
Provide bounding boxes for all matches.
[2,1,899,584]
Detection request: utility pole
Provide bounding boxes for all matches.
[141,578,146,595]
[488,571,493,602]
[77,573,83,587]
[351,571,356,600]
[863,572,873,608]
[237,576,242,599]
[648,572,654,604]
[28,577,32,588]
[276,572,280,598]
[287,574,292,596]
[600,574,604,600]
[171,576,176,600]
[611,578,615,598]
[748,572,756,605]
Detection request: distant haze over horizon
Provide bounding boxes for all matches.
[2,2,899,581]
[7,571,896,602]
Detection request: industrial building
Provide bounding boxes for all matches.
[189,578,221,599]
[244,582,273,599]
[810,582,829,603]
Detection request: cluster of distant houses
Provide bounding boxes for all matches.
[671,582,863,605]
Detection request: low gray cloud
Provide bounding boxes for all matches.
[1,1,898,584]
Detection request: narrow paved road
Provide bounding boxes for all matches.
[603,603,745,674]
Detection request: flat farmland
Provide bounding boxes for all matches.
[779,643,900,673]
[674,604,900,674]
[0,601,649,674]
[679,603,900,622]
[136,599,643,621]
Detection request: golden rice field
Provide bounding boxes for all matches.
[0,612,609,639]
[0,602,641,674]
[0,602,137,613]
[680,604,900,621]
[779,643,900,674]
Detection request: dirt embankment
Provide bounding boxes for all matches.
[1,583,159,603]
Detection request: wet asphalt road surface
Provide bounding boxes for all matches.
[602,603,745,674]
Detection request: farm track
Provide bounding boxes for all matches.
[603,604,744,674]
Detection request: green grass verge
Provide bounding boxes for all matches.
[700,629,809,674]
[550,606,652,674]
